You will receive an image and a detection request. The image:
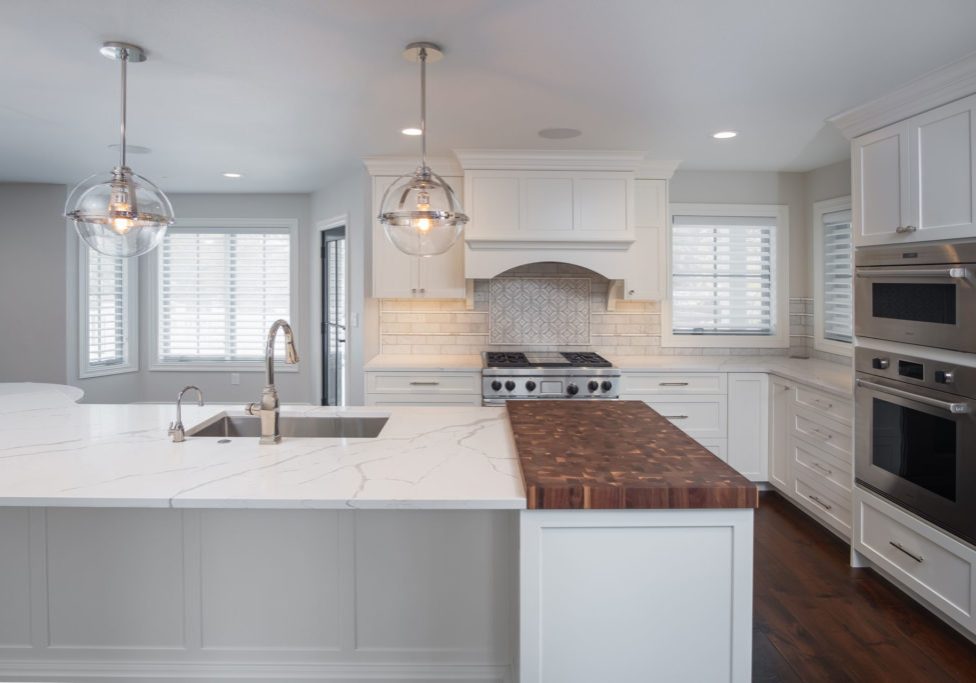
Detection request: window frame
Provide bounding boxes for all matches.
[148,217,300,372]
[662,203,790,349]
[77,243,139,378]
[812,196,854,358]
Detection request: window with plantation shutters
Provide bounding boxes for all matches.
[155,225,292,365]
[821,209,853,343]
[79,246,137,377]
[670,214,778,336]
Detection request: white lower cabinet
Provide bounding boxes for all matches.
[727,373,768,482]
[365,370,482,406]
[768,378,793,491]
[855,487,976,634]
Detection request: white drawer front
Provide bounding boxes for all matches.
[856,491,974,623]
[790,436,851,495]
[620,373,727,395]
[794,470,852,538]
[366,372,481,395]
[695,438,727,462]
[793,385,852,426]
[791,411,853,461]
[638,396,728,438]
[365,393,482,406]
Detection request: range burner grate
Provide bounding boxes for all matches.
[483,351,612,368]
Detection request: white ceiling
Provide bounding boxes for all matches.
[2,0,976,193]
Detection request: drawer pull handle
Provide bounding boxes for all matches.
[811,462,833,476]
[409,381,440,386]
[810,427,833,440]
[663,415,689,420]
[659,382,690,387]
[808,494,832,511]
[812,398,834,409]
[889,540,924,563]
[895,225,918,234]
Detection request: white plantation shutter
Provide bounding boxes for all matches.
[157,226,292,363]
[86,248,129,367]
[671,215,777,335]
[821,209,853,343]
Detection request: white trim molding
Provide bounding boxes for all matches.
[362,156,462,177]
[829,50,976,139]
[812,196,854,358]
[662,203,791,349]
[454,149,648,172]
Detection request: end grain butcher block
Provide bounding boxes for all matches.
[507,400,758,510]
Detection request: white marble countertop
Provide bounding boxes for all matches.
[365,354,853,396]
[0,402,524,510]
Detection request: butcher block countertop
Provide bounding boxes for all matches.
[507,400,758,510]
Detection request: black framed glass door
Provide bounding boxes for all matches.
[321,227,346,406]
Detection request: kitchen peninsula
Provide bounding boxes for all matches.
[0,393,755,683]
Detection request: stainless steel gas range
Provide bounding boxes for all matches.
[481,351,620,406]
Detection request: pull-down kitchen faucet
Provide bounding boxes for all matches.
[246,319,299,444]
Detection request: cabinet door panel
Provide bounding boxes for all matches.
[854,124,910,246]
[371,176,418,298]
[575,177,628,233]
[469,176,520,234]
[417,176,466,298]
[522,177,573,232]
[912,97,976,240]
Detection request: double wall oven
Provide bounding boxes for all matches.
[854,238,976,545]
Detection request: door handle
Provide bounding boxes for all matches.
[659,382,690,387]
[894,225,917,234]
[889,540,923,563]
[856,378,971,414]
[663,415,689,420]
[808,494,832,511]
[856,266,971,280]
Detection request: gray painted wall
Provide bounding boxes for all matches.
[0,183,68,383]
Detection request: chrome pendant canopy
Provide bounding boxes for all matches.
[65,42,174,258]
[378,42,467,257]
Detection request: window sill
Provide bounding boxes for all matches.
[813,338,854,358]
[661,331,789,349]
[78,363,138,379]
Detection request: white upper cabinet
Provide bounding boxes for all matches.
[463,170,634,245]
[853,93,976,247]
[370,174,466,299]
[620,179,667,301]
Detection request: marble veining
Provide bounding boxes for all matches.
[0,403,525,509]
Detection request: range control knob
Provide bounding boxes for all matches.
[935,370,955,384]
[504,380,516,392]
[601,380,613,392]
[872,357,890,370]
[588,380,600,392]
[525,381,537,392]
[490,380,502,391]
[566,383,579,396]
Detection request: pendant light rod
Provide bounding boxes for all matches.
[99,42,146,170]
[119,50,128,169]
[419,46,427,171]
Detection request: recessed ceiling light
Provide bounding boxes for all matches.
[401,127,422,136]
[712,130,738,139]
[222,172,242,178]
[538,127,582,139]
[107,143,151,154]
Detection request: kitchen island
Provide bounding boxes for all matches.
[0,394,754,682]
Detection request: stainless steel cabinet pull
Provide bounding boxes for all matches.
[856,378,971,414]
[889,540,924,563]
[808,494,832,511]
[812,398,833,409]
[856,266,971,280]
[809,427,833,440]
[409,381,440,386]
[811,462,833,476]
[663,415,689,420]
[895,225,917,234]
[659,382,690,387]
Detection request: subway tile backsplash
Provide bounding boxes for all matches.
[378,263,826,359]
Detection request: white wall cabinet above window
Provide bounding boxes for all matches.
[78,245,137,378]
[853,93,976,247]
[370,174,466,299]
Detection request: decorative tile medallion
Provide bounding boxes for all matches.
[488,278,590,345]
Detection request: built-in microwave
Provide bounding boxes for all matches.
[854,344,976,545]
[855,239,976,353]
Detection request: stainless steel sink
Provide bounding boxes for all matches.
[186,413,389,439]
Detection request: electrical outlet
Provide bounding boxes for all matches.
[230,373,240,385]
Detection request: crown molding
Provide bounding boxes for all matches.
[362,156,463,177]
[636,160,681,179]
[453,149,648,172]
[828,50,976,139]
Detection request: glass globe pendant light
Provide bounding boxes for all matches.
[65,42,174,258]
[378,42,467,257]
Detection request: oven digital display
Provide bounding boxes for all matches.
[539,381,563,395]
[872,283,956,324]
[872,398,957,501]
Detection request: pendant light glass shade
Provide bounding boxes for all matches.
[65,42,174,258]
[66,166,174,258]
[378,42,467,257]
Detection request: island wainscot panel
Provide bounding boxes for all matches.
[507,400,758,510]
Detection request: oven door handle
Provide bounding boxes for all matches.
[855,266,972,280]
[855,378,971,414]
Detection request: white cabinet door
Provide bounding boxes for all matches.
[622,179,667,301]
[522,176,574,232]
[853,121,911,247]
[909,94,976,242]
[575,176,630,234]
[727,373,768,482]
[371,175,466,299]
[768,378,793,493]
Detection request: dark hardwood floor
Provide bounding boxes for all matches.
[753,491,976,682]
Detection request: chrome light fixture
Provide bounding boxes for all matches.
[379,42,467,257]
[65,42,174,258]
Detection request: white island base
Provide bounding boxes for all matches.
[0,506,752,683]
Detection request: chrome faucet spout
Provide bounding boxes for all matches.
[169,385,204,443]
[247,319,299,444]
